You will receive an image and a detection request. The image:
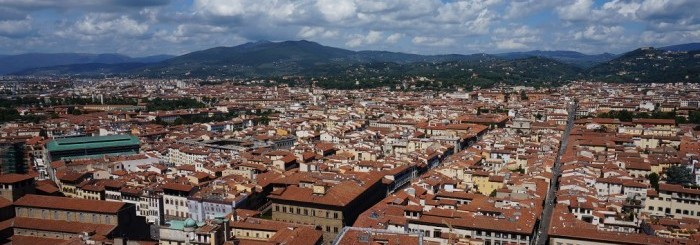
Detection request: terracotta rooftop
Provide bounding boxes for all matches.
[14,194,125,214]
[0,174,33,184]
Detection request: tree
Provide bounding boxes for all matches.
[618,110,633,122]
[489,189,497,197]
[689,110,700,124]
[0,108,21,123]
[520,90,528,100]
[68,106,82,115]
[647,172,660,191]
[664,165,694,186]
[258,116,271,125]
[173,117,185,125]
[39,128,48,138]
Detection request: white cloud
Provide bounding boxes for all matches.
[556,0,594,22]
[346,30,382,47]
[298,26,338,39]
[73,15,149,37]
[412,36,455,47]
[504,0,557,19]
[496,39,528,50]
[193,0,246,17]
[316,0,357,22]
[386,33,403,43]
[0,16,31,38]
[1,0,700,56]
[574,25,624,42]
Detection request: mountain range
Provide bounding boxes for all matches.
[5,40,700,86]
[0,53,174,75]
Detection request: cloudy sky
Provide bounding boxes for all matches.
[0,0,698,56]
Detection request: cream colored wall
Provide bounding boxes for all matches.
[550,237,620,245]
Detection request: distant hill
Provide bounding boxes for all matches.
[137,40,489,77]
[496,50,616,68]
[8,41,700,86]
[0,53,174,75]
[588,47,700,82]
[12,63,149,77]
[659,43,700,52]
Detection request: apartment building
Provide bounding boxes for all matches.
[645,183,700,219]
[12,194,149,242]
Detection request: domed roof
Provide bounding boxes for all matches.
[184,218,197,228]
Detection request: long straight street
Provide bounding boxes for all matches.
[534,100,578,245]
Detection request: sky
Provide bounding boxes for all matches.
[0,0,698,56]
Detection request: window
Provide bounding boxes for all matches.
[334,212,338,219]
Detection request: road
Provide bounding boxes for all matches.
[533,100,578,245]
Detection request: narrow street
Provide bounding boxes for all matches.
[534,100,578,245]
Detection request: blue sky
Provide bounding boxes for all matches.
[0,0,697,56]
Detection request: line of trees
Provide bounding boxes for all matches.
[146,98,206,111]
[598,109,700,124]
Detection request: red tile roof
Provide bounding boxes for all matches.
[0,174,33,184]
[14,194,125,214]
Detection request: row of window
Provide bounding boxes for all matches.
[165,197,186,206]
[18,207,113,224]
[273,204,340,219]
[165,209,189,218]
[410,228,528,242]
[648,205,700,216]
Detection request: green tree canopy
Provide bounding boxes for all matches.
[664,165,694,186]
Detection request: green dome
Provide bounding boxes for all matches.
[184,218,197,228]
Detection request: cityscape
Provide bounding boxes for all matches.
[0,1,699,245]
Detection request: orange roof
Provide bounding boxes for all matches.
[14,194,125,214]
[0,174,33,184]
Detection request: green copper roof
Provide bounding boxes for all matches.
[166,219,205,230]
[47,135,140,152]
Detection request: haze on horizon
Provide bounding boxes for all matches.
[0,0,698,56]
